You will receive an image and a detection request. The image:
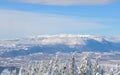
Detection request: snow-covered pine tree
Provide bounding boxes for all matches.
[79,55,92,75]
[60,62,69,75]
[99,66,105,75]
[93,57,101,75]
[69,55,75,75]
[51,54,61,75]
[39,60,45,75]
[69,53,79,75]
[44,60,54,75]
[115,64,120,75]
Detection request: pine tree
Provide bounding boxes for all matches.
[69,55,75,75]
[115,64,120,75]
[79,56,92,75]
[60,62,69,75]
[93,57,101,75]
[51,54,61,75]
[45,60,54,75]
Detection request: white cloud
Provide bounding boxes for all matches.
[11,0,117,5]
[0,9,105,38]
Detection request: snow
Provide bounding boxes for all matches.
[1,69,10,75]
[1,34,120,47]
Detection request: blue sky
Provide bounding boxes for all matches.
[0,0,120,39]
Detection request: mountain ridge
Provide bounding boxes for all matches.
[0,34,120,57]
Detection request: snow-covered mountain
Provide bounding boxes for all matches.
[26,34,120,45]
[1,34,120,57]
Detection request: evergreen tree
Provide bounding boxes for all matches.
[93,57,101,75]
[69,55,75,75]
[79,56,92,75]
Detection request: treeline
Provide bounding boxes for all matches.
[1,54,120,75]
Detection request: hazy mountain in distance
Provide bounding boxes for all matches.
[1,34,120,57]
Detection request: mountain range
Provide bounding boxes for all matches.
[1,34,120,57]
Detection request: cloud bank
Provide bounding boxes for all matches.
[11,0,117,5]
